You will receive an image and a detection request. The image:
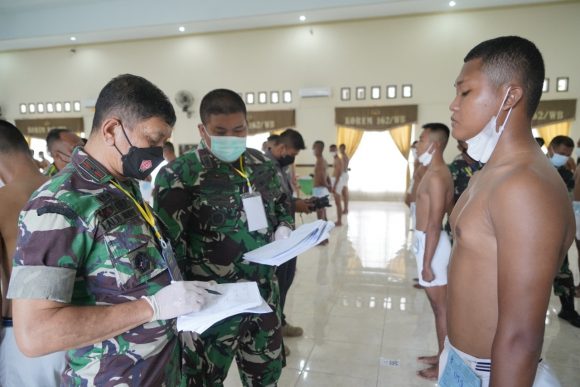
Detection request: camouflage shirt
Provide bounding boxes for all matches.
[153,144,293,301]
[448,155,482,203]
[44,163,58,177]
[8,149,183,386]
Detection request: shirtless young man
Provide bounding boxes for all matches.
[339,144,350,214]
[329,144,344,226]
[312,141,331,222]
[0,120,65,385]
[442,36,572,386]
[413,123,454,380]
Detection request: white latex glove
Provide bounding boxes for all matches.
[274,225,292,240]
[142,281,210,321]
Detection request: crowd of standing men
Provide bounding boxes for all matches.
[0,34,578,387]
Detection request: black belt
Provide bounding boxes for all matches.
[2,317,13,327]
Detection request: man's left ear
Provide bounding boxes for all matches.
[504,86,523,110]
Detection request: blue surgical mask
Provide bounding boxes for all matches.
[550,153,569,168]
[203,126,247,162]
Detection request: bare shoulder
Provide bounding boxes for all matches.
[490,157,571,221]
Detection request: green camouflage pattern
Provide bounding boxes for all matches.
[10,148,186,386]
[44,163,58,177]
[448,156,482,204]
[153,144,291,385]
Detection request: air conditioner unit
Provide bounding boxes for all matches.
[299,87,332,98]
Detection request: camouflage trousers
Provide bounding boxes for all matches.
[182,284,285,386]
[553,254,575,297]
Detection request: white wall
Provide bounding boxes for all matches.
[0,2,578,164]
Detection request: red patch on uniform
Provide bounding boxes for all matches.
[139,160,152,172]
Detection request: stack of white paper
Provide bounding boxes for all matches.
[243,220,334,266]
[177,282,272,333]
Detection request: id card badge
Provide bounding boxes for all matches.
[439,348,482,387]
[160,239,183,281]
[242,192,268,232]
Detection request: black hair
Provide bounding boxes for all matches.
[199,89,246,125]
[422,122,450,145]
[534,137,545,147]
[91,74,176,134]
[46,128,72,152]
[550,135,574,149]
[277,128,305,150]
[163,141,175,152]
[313,140,325,149]
[267,134,280,142]
[464,36,545,118]
[0,120,30,155]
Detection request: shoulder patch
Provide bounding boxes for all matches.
[37,204,77,219]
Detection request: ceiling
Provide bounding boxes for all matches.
[0,0,569,52]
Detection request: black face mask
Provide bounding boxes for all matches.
[278,155,295,168]
[114,123,164,180]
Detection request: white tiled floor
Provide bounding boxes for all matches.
[225,201,580,386]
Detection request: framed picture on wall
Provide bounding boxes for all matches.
[356,86,366,100]
[341,87,351,101]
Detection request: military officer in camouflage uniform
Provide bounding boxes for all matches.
[154,89,293,386]
[44,128,84,177]
[8,74,211,386]
[447,140,482,204]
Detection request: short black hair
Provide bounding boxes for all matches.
[267,134,280,142]
[91,74,176,134]
[550,135,574,149]
[0,120,30,155]
[423,122,450,139]
[199,89,246,125]
[339,144,346,150]
[464,36,544,118]
[163,141,175,152]
[46,128,72,152]
[277,128,305,150]
[313,140,325,149]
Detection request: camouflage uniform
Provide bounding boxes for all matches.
[8,149,188,386]
[154,144,293,386]
[264,149,296,328]
[553,166,575,298]
[448,155,482,204]
[44,163,58,177]
[445,155,482,238]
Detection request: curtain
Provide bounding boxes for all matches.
[389,124,412,188]
[336,126,364,158]
[536,121,571,147]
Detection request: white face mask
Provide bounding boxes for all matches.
[418,144,434,166]
[465,88,513,163]
[550,153,569,168]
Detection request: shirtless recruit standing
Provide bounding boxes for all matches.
[414,123,454,380]
[442,36,572,386]
[0,120,65,385]
[313,140,331,222]
[329,144,344,226]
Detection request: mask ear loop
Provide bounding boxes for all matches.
[495,88,513,133]
[112,121,132,156]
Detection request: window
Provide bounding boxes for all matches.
[246,132,271,152]
[348,131,407,195]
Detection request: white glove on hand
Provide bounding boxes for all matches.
[274,225,292,240]
[142,281,210,322]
